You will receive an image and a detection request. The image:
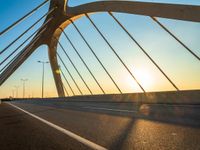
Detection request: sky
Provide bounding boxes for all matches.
[0,0,200,98]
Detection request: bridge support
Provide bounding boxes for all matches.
[48,35,65,97]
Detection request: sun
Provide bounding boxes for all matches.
[134,68,154,89]
[123,67,155,92]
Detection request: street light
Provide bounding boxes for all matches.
[14,86,19,98]
[12,89,15,98]
[37,60,49,98]
[21,79,28,98]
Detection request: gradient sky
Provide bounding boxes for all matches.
[0,0,200,98]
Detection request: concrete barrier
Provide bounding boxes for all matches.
[64,90,200,104]
[10,90,200,104]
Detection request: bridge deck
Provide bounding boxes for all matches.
[0,100,200,150]
[0,103,88,150]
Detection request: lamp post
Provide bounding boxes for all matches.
[37,61,49,98]
[12,89,15,98]
[21,79,28,98]
[14,86,19,98]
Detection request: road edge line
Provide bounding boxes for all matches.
[7,102,107,150]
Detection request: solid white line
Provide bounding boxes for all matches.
[7,102,107,150]
[83,106,137,113]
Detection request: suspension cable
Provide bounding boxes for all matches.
[69,20,123,94]
[151,17,200,61]
[61,76,69,96]
[0,0,50,36]
[63,84,69,96]
[0,49,23,73]
[0,35,43,86]
[108,12,179,91]
[55,38,93,95]
[59,28,106,94]
[85,13,146,93]
[0,7,56,55]
[0,18,53,66]
[60,67,75,96]
[57,52,83,95]
[0,35,41,74]
[0,28,46,81]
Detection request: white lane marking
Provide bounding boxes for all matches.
[83,106,137,113]
[7,102,107,150]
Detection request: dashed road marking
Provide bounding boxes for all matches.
[83,106,137,113]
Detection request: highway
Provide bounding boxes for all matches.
[0,99,200,150]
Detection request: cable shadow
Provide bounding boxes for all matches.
[108,119,136,150]
[5,101,200,128]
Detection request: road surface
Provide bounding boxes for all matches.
[0,99,200,150]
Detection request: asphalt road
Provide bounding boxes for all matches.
[0,100,200,150]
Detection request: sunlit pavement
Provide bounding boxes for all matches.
[0,100,200,150]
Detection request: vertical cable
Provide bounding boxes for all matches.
[85,14,145,93]
[151,17,200,61]
[69,20,123,94]
[60,71,69,96]
[60,28,106,94]
[57,52,83,95]
[60,68,75,96]
[55,37,93,95]
[63,84,69,96]
[108,12,179,91]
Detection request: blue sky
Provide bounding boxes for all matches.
[0,0,200,98]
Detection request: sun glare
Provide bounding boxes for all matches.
[122,67,155,92]
[134,68,154,89]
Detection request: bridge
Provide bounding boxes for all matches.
[0,0,200,150]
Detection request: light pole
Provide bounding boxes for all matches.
[37,61,49,98]
[12,89,15,98]
[21,79,28,98]
[14,86,19,98]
